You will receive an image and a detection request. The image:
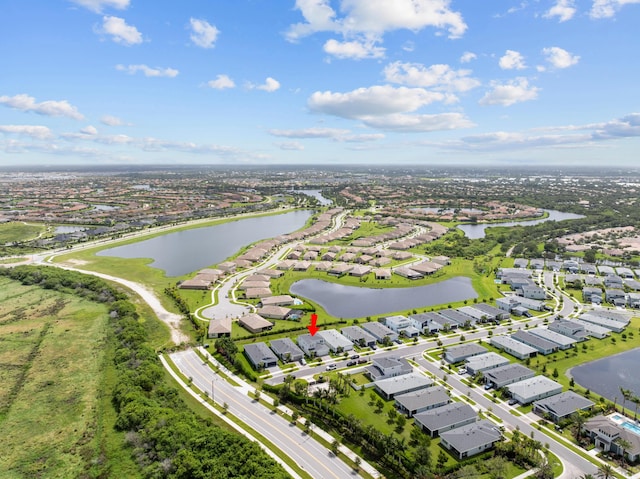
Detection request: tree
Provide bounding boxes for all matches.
[396,414,407,431]
[620,387,632,415]
[535,457,554,479]
[552,367,559,378]
[331,439,340,456]
[354,456,361,472]
[616,438,632,464]
[485,456,508,479]
[596,463,615,479]
[571,412,587,441]
[375,398,384,412]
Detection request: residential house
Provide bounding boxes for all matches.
[507,376,562,405]
[349,265,372,277]
[438,309,474,328]
[490,335,538,360]
[528,327,577,350]
[414,402,477,437]
[583,287,603,303]
[260,295,295,307]
[484,363,536,389]
[547,320,589,341]
[270,338,304,363]
[317,329,354,353]
[409,312,446,334]
[578,313,625,332]
[384,315,420,337]
[373,268,392,280]
[520,285,547,300]
[207,317,232,338]
[340,326,376,348]
[238,313,273,333]
[244,343,278,369]
[572,319,611,339]
[245,288,272,299]
[533,391,594,423]
[366,357,412,381]
[256,305,291,320]
[296,334,330,358]
[583,415,640,462]
[374,372,433,400]
[444,343,488,364]
[393,266,423,280]
[361,321,398,344]
[440,420,502,459]
[511,330,558,355]
[395,385,450,417]
[464,352,510,376]
[472,302,510,321]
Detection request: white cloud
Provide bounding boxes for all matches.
[341,133,385,142]
[70,0,129,13]
[383,61,480,93]
[460,51,477,63]
[542,47,580,68]
[248,77,281,92]
[544,0,577,21]
[100,115,125,126]
[323,38,385,59]
[499,50,526,70]
[0,93,84,120]
[276,142,305,151]
[0,125,53,140]
[590,0,640,18]
[287,0,467,42]
[80,125,98,135]
[116,64,179,77]
[359,112,475,132]
[308,85,445,119]
[269,127,351,138]
[99,16,143,45]
[479,78,539,106]
[207,75,235,90]
[189,18,219,49]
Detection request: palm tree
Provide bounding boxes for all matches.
[571,411,587,441]
[596,463,615,479]
[616,438,632,465]
[620,387,632,416]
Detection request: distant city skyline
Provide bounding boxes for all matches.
[1,0,639,166]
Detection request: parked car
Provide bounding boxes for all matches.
[508,398,518,405]
[350,354,360,360]
[357,358,368,364]
[326,364,337,371]
[346,360,356,367]
[484,383,492,390]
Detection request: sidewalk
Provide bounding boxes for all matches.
[197,347,381,479]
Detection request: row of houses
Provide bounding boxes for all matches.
[497,269,547,301]
[513,258,640,279]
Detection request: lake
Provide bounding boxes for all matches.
[97,210,313,276]
[571,348,640,402]
[292,189,332,206]
[289,277,478,318]
[457,209,585,239]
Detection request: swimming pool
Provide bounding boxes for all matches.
[621,420,640,435]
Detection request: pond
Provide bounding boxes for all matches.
[457,209,585,239]
[570,347,640,403]
[292,189,332,206]
[54,226,86,234]
[289,277,478,318]
[97,210,313,276]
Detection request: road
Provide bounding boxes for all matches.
[171,349,360,479]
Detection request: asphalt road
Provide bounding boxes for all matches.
[171,350,360,479]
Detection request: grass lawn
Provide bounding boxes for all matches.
[0,277,116,478]
[0,222,44,244]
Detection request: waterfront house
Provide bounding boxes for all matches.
[533,391,594,423]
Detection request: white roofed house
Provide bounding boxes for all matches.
[444,343,487,364]
[366,357,412,381]
[507,376,562,405]
[384,315,420,338]
[395,385,450,417]
[464,352,510,376]
[528,327,577,350]
[341,325,376,348]
[296,333,330,358]
[374,373,433,400]
[490,335,538,360]
[317,329,354,353]
[361,321,398,344]
[484,363,536,389]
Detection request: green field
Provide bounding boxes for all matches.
[0,277,113,478]
[0,222,44,244]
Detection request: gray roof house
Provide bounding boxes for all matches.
[528,327,577,350]
[490,335,538,360]
[385,315,421,337]
[484,363,536,389]
[464,352,510,375]
[533,391,594,423]
[577,313,625,333]
[511,330,558,355]
[414,402,477,437]
[583,415,640,463]
[409,312,447,333]
[296,333,330,358]
[472,302,510,321]
[366,357,412,381]
[572,319,611,339]
[361,321,398,343]
[270,338,304,363]
[395,385,450,417]
[244,343,278,370]
[340,325,376,348]
[374,372,433,400]
[440,420,503,460]
[317,329,354,352]
[507,376,563,405]
[444,343,488,364]
[438,309,474,327]
[547,320,589,341]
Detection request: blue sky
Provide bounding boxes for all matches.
[1,0,639,166]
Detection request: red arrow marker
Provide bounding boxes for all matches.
[307,313,319,336]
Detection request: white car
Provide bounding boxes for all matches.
[326,364,337,371]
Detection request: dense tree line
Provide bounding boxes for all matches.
[2,266,288,479]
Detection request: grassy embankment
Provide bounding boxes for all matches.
[0,276,137,478]
[0,222,45,244]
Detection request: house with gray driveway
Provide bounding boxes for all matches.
[414,402,477,437]
[296,333,330,358]
[270,338,304,363]
[340,325,376,348]
[409,312,446,333]
[464,352,510,376]
[528,327,577,350]
[374,372,433,400]
[244,343,278,370]
[507,376,562,405]
[511,330,558,355]
[366,357,412,381]
[317,329,354,353]
[395,385,450,417]
[440,420,503,459]
[533,391,594,423]
[484,363,536,389]
[444,343,487,364]
[361,321,398,343]
[490,335,538,360]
